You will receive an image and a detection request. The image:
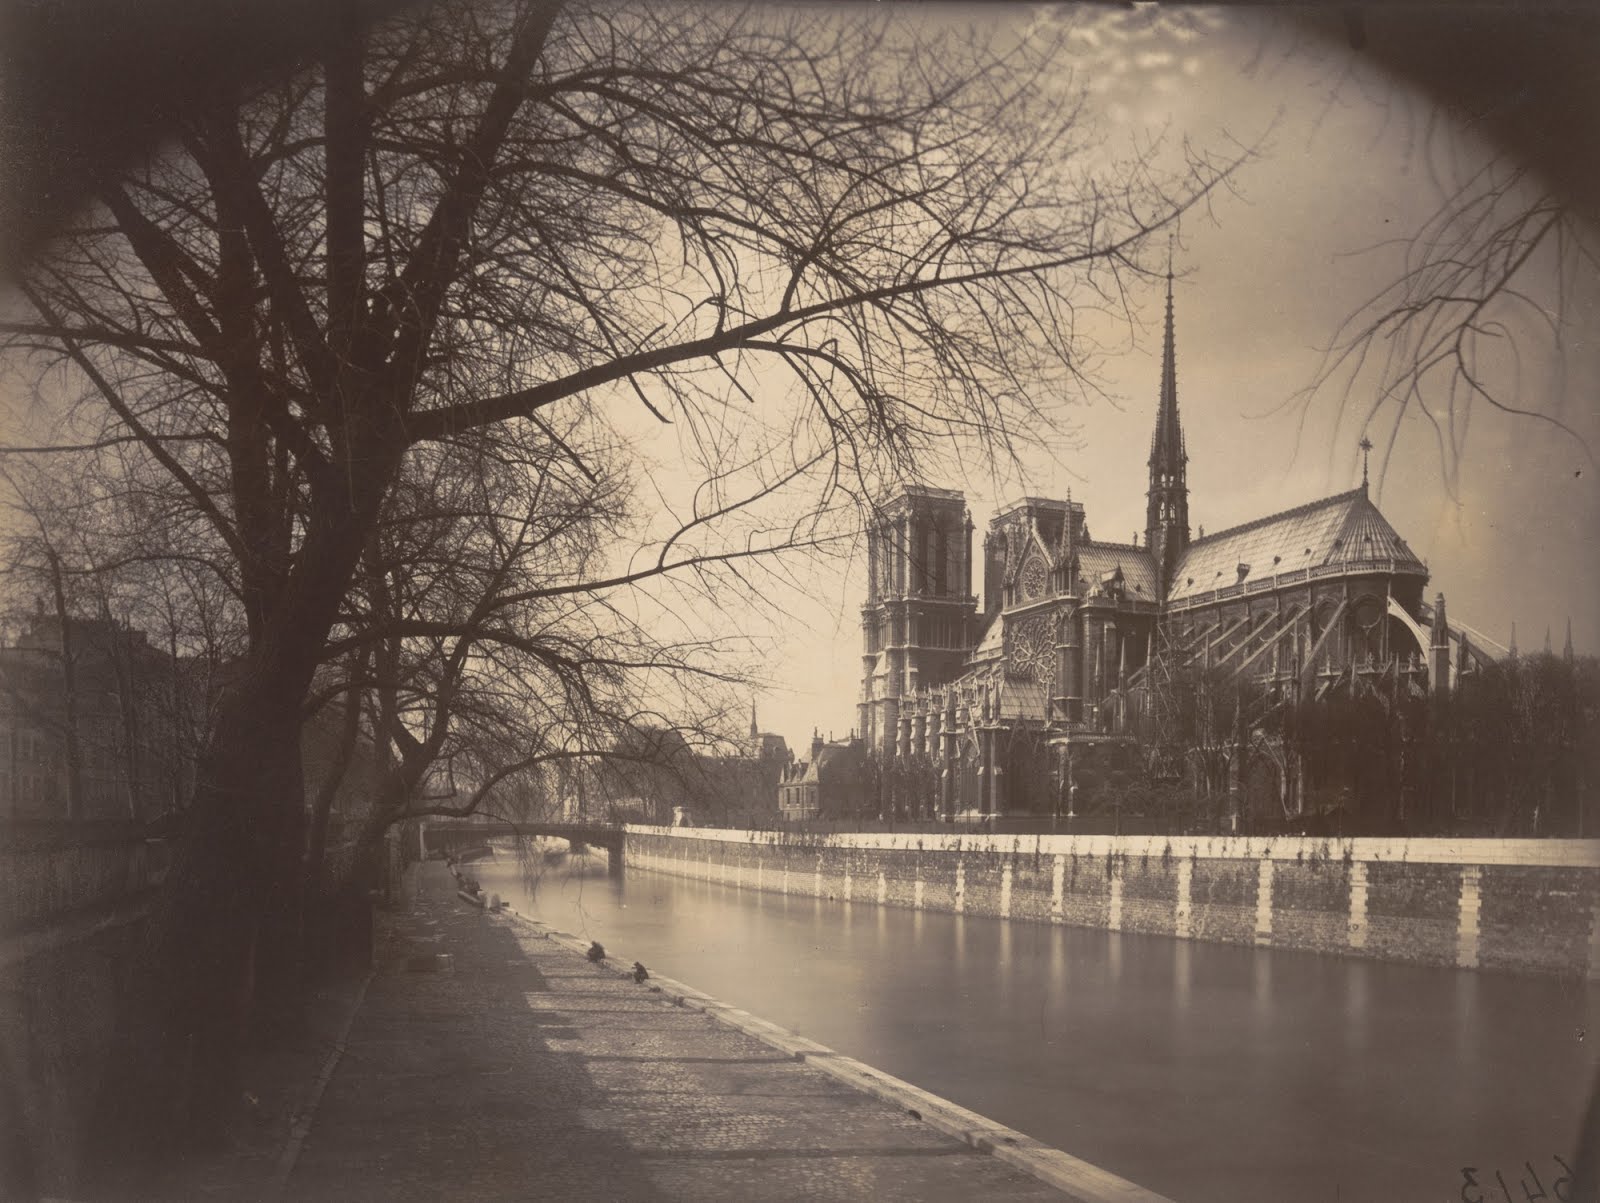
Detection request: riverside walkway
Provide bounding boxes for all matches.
[276,862,1118,1202]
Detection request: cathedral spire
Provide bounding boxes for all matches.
[749,699,759,739]
[1148,261,1185,473]
[1146,259,1190,596]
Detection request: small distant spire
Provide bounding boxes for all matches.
[1509,622,1519,660]
[1563,618,1574,663]
[750,699,758,739]
[1544,626,1553,656]
[1359,436,1373,491]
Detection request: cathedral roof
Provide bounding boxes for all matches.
[1167,487,1426,603]
[971,612,1004,661]
[1075,542,1159,601]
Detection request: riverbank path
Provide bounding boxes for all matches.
[280,861,1068,1201]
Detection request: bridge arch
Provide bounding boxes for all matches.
[421,819,626,878]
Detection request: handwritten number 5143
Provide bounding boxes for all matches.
[1461,1157,1575,1203]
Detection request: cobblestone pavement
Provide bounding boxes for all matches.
[285,862,1064,1202]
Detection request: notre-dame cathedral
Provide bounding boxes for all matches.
[853,271,1501,821]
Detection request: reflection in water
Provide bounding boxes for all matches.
[1345,961,1370,1056]
[997,921,1013,1009]
[1252,951,1272,1019]
[479,855,1599,1203]
[1174,939,1192,1010]
[1455,971,1478,1053]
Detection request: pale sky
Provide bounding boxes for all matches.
[728,4,1600,753]
[2,4,1593,761]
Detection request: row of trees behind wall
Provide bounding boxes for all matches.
[781,655,1598,839]
[6,597,1592,845]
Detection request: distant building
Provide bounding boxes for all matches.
[0,613,194,822]
[0,613,380,831]
[778,730,866,820]
[746,702,790,769]
[583,713,790,825]
[857,270,1501,821]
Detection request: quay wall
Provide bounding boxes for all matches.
[0,831,401,1199]
[623,827,1600,979]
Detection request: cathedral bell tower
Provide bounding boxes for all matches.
[1145,265,1190,597]
[859,487,976,760]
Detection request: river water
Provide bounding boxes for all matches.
[474,852,1597,1203]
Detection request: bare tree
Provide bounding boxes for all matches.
[1263,7,1600,493]
[1,0,1240,1167]
[328,410,778,857]
[1300,163,1595,497]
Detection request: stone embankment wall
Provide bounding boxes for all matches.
[0,833,171,1198]
[0,830,399,1198]
[624,827,1600,979]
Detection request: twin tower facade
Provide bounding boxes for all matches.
[856,273,1449,817]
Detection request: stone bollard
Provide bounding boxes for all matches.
[1174,856,1193,939]
[1254,854,1274,947]
[1348,860,1369,950]
[1456,865,1482,969]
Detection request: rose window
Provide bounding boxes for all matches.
[1021,554,1047,599]
[1007,614,1053,684]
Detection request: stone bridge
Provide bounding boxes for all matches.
[421,819,626,877]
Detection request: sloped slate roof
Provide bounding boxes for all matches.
[790,741,857,786]
[971,612,1004,661]
[998,675,1049,721]
[930,661,1048,722]
[1075,542,1159,601]
[1168,488,1425,602]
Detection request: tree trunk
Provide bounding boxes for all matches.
[87,461,393,1183]
[86,677,304,1184]
[304,678,364,913]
